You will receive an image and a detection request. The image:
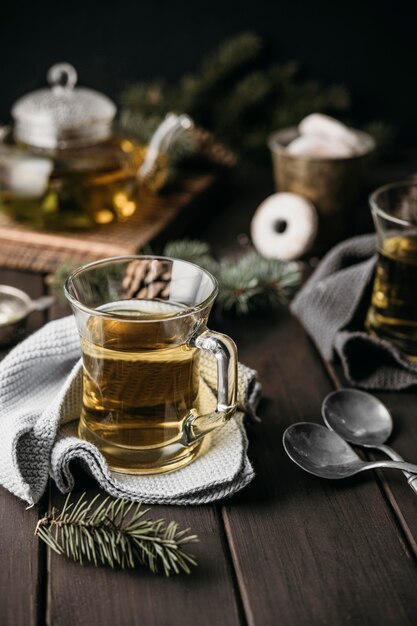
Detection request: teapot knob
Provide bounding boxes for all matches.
[47,63,78,94]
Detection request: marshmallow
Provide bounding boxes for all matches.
[251,192,318,261]
[298,113,365,155]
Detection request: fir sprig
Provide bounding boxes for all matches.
[163,239,219,276]
[120,32,350,158]
[51,239,302,315]
[218,252,302,315]
[35,493,198,575]
[162,240,302,315]
[46,258,78,301]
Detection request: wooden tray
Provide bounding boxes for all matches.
[0,172,223,274]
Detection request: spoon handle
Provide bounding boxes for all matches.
[377,444,417,495]
[28,295,55,312]
[366,459,417,475]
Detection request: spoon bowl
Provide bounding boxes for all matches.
[283,422,366,479]
[283,422,417,480]
[0,285,54,346]
[322,388,417,495]
[322,388,392,447]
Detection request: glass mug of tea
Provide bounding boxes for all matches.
[65,256,238,474]
[366,181,417,358]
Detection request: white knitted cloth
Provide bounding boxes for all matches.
[0,316,260,506]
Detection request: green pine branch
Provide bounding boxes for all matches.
[163,239,219,276]
[50,239,302,315]
[218,252,302,315]
[176,32,264,115]
[364,120,397,157]
[215,71,273,140]
[199,32,263,87]
[119,32,357,158]
[270,80,350,130]
[162,240,302,315]
[35,493,198,575]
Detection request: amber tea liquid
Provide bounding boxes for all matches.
[0,138,169,229]
[79,299,201,473]
[366,235,417,357]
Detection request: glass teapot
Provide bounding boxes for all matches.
[0,63,192,229]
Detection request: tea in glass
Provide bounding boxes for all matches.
[81,300,200,463]
[65,257,237,474]
[366,183,417,357]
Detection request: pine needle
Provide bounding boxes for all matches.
[35,493,198,576]
[218,252,302,315]
[163,239,219,276]
[163,240,302,315]
[50,239,302,316]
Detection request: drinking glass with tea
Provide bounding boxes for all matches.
[366,182,417,358]
[65,256,238,474]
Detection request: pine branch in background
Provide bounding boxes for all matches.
[119,32,353,158]
[177,33,264,116]
[215,71,273,145]
[218,252,302,315]
[50,240,303,315]
[163,240,302,315]
[118,110,199,162]
[163,239,219,276]
[199,32,263,88]
[270,80,350,130]
[364,121,397,157]
[118,111,163,142]
[120,81,167,115]
[35,493,198,575]
[47,258,77,300]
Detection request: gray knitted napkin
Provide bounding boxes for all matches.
[0,315,260,506]
[291,233,417,390]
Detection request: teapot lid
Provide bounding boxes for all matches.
[11,63,117,149]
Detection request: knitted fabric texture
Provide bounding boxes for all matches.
[0,316,260,506]
[291,233,417,390]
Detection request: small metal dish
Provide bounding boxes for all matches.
[0,285,54,346]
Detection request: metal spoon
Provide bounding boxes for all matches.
[322,388,417,493]
[0,285,54,346]
[282,422,417,479]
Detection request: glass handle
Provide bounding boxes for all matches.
[137,113,193,181]
[185,326,238,443]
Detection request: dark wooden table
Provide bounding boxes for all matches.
[2,162,417,626]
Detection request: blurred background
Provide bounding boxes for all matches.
[1,0,417,354]
[0,0,415,142]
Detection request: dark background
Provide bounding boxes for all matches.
[0,0,415,142]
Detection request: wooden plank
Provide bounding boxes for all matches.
[45,303,243,626]
[219,310,417,626]
[0,270,46,626]
[47,483,243,626]
[0,488,46,626]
